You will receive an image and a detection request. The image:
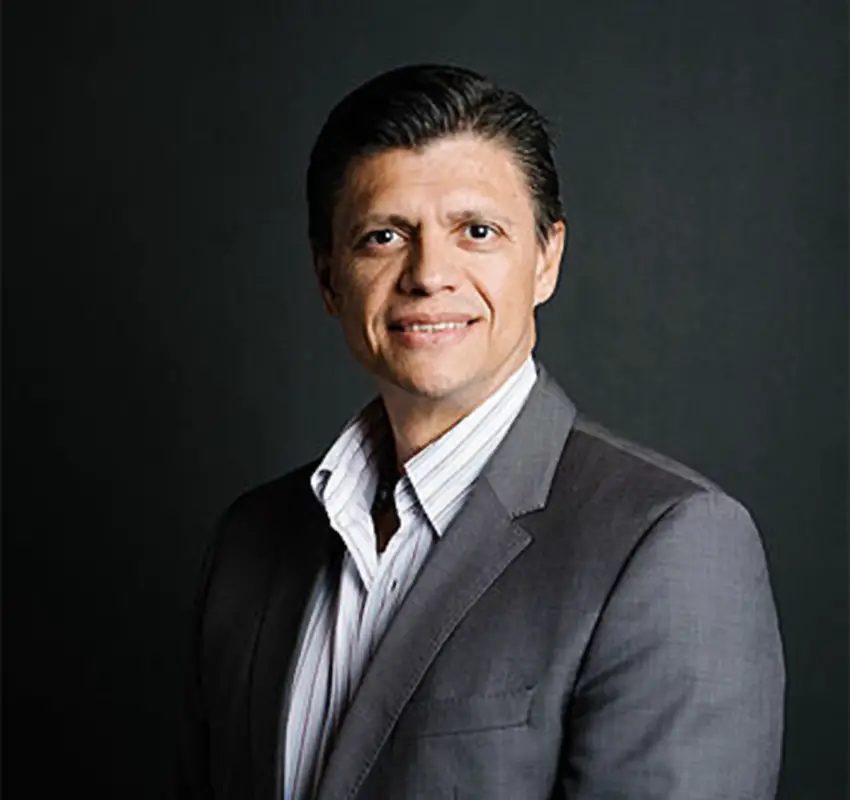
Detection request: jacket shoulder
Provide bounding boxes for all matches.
[572,416,722,493]
[526,413,758,594]
[554,414,733,522]
[223,459,321,531]
[201,460,324,612]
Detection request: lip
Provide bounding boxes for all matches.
[387,316,480,348]
[388,313,479,329]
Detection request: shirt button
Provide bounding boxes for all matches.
[391,579,398,591]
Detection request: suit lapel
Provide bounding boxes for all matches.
[315,363,577,800]
[315,479,530,800]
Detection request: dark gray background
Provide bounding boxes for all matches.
[5,1,847,798]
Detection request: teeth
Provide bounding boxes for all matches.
[401,322,468,332]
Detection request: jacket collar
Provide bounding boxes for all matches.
[482,362,577,518]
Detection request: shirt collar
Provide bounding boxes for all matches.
[312,357,538,530]
[401,357,538,534]
[310,395,388,517]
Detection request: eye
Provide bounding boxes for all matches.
[362,229,398,247]
[465,223,496,241]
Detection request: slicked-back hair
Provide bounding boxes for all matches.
[307,64,566,257]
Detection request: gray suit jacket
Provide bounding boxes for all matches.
[177,365,785,799]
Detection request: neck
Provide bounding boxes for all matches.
[378,358,531,467]
[381,396,474,467]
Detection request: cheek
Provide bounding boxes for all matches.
[335,268,391,336]
[473,258,538,320]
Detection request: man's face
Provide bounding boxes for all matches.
[316,133,565,409]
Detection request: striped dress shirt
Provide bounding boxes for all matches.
[282,357,538,799]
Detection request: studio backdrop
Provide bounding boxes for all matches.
[5,1,847,798]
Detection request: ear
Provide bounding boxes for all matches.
[313,248,340,318]
[533,220,566,306]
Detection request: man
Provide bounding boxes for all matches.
[178,64,785,799]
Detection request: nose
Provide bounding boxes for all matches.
[397,227,460,296]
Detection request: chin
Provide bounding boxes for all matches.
[383,364,474,402]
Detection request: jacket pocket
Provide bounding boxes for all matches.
[396,686,534,738]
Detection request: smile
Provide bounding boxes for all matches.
[388,318,478,347]
[397,322,470,332]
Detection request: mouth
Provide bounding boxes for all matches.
[388,320,477,333]
[387,317,480,348]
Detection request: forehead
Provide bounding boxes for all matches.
[335,134,535,222]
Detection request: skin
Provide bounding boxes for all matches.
[314,133,566,470]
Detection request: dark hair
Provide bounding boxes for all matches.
[307,64,566,255]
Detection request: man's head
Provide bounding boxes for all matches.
[307,64,567,411]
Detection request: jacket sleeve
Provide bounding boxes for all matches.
[560,491,786,799]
